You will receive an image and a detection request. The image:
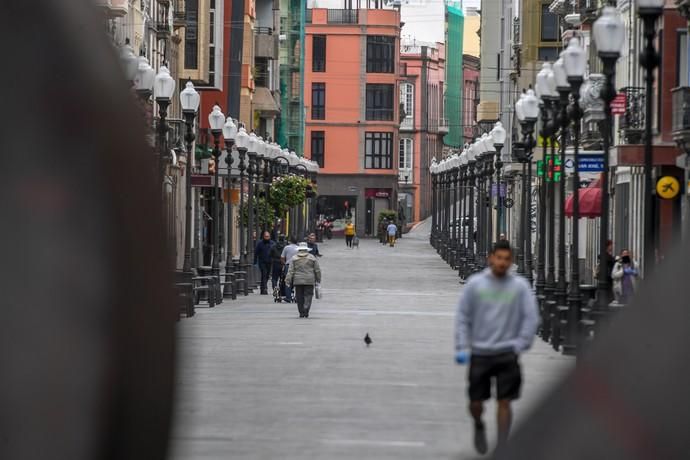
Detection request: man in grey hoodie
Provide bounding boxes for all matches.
[455,240,539,455]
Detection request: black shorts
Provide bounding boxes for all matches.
[468,352,522,401]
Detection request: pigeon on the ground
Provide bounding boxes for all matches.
[364,333,372,347]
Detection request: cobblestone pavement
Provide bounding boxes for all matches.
[170,224,573,459]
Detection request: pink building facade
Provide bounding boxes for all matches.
[399,42,446,224]
[462,54,481,142]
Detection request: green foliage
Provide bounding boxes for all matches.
[240,196,275,229]
[378,209,397,223]
[269,174,311,215]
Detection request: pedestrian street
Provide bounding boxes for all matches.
[170,224,573,460]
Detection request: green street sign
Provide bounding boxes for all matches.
[536,157,562,182]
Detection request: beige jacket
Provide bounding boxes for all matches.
[287,252,322,286]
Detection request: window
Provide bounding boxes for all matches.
[185,0,199,69]
[312,35,326,72]
[312,83,325,120]
[541,3,560,42]
[311,131,325,167]
[365,132,393,169]
[400,83,414,120]
[367,36,395,73]
[399,138,413,181]
[538,46,560,62]
[366,84,394,121]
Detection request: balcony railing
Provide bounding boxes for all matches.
[398,168,413,184]
[400,116,413,131]
[327,9,359,24]
[439,118,449,134]
[618,86,645,144]
[156,19,172,37]
[255,27,278,59]
[365,108,394,121]
[672,86,690,137]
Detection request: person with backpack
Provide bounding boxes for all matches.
[286,242,321,318]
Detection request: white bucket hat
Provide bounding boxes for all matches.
[297,242,311,252]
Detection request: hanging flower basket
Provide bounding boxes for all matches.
[240,196,275,229]
[269,174,310,214]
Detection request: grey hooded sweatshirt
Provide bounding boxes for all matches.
[455,268,539,355]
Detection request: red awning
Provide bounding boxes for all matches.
[565,178,602,219]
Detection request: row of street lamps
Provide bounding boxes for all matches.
[122,45,320,301]
[430,3,665,355]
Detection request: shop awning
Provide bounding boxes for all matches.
[252,87,280,115]
[565,178,602,219]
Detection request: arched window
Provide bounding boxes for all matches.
[399,137,413,182]
[400,82,414,125]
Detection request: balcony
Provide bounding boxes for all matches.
[255,27,278,60]
[438,118,449,134]
[97,0,128,18]
[327,9,359,24]
[156,19,172,38]
[173,0,185,28]
[398,168,413,184]
[672,87,690,150]
[618,87,645,145]
[400,116,413,131]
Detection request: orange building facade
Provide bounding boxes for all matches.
[305,7,401,236]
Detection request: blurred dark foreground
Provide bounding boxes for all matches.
[2,2,690,460]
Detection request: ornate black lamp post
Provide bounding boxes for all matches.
[180,82,201,286]
[535,63,557,338]
[536,63,559,341]
[473,141,486,269]
[562,37,587,356]
[491,122,507,241]
[430,158,438,247]
[550,57,571,350]
[246,133,260,289]
[450,154,461,268]
[483,135,496,253]
[638,0,663,276]
[593,6,625,312]
[208,105,226,293]
[458,150,469,277]
[466,143,479,274]
[153,66,176,194]
[222,117,238,297]
[515,89,540,286]
[234,127,250,283]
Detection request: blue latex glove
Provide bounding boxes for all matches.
[623,267,633,275]
[455,350,470,365]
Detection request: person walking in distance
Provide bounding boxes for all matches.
[254,231,276,295]
[287,242,321,318]
[611,249,639,304]
[270,234,287,294]
[344,221,356,248]
[455,240,539,454]
[280,236,300,302]
[386,221,398,247]
[307,233,322,257]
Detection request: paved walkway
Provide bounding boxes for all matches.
[170,224,573,459]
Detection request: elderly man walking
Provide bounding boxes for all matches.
[286,242,321,318]
[455,240,539,455]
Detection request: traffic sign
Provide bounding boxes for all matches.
[656,176,680,199]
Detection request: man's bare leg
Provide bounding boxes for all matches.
[470,401,488,454]
[496,399,512,446]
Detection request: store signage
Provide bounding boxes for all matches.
[656,176,680,199]
[611,92,627,115]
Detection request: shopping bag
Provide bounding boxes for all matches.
[315,283,322,299]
